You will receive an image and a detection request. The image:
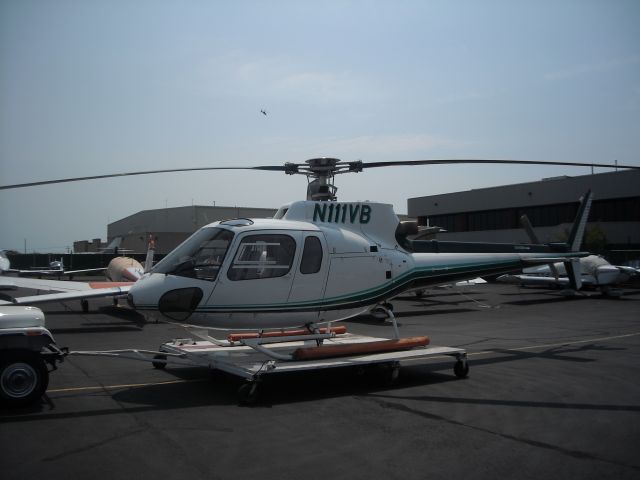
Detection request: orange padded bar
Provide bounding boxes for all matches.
[292,336,430,361]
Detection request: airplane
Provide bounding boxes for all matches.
[0,158,637,336]
[496,210,640,295]
[0,251,10,273]
[5,258,107,279]
[497,254,640,296]
[0,250,110,278]
[0,236,155,312]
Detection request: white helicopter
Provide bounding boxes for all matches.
[1,158,637,332]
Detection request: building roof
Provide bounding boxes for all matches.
[408,169,640,217]
[108,205,278,236]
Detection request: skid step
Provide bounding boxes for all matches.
[227,326,347,344]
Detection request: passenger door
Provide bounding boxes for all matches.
[207,231,300,309]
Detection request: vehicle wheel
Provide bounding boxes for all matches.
[152,354,167,370]
[0,350,49,407]
[81,299,89,313]
[454,360,469,379]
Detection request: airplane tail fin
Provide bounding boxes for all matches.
[519,214,540,244]
[564,258,583,291]
[566,190,592,252]
[522,190,591,290]
[144,235,155,273]
[561,190,592,291]
[520,214,560,280]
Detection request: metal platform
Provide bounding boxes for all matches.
[151,333,468,402]
[159,334,465,374]
[70,330,468,403]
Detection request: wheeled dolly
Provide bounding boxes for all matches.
[150,332,468,403]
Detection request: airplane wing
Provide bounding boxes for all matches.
[497,274,570,287]
[617,266,640,276]
[0,285,131,306]
[497,274,599,287]
[454,277,487,286]
[63,267,107,275]
[520,257,576,265]
[0,276,131,293]
[0,276,133,306]
[8,267,106,277]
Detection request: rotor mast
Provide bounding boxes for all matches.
[284,157,363,201]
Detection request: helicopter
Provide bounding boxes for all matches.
[1,157,637,332]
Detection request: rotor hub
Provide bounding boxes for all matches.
[306,157,341,171]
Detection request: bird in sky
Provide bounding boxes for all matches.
[260,109,268,116]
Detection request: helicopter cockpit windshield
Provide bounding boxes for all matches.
[151,227,235,281]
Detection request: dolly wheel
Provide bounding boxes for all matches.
[0,351,49,407]
[152,354,167,370]
[454,360,469,379]
[238,382,259,405]
[376,362,400,386]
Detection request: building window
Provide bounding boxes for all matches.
[591,197,640,222]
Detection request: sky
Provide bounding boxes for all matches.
[1,0,639,252]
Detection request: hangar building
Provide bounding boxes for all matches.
[408,169,640,251]
[106,205,277,254]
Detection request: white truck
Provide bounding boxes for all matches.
[0,306,66,406]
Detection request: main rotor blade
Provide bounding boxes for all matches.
[361,159,640,170]
[0,165,287,190]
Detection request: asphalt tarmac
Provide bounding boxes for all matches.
[1,282,639,480]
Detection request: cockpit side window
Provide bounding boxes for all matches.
[300,236,323,274]
[228,234,295,281]
[151,227,234,281]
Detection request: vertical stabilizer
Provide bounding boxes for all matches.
[520,214,560,279]
[567,190,592,252]
[564,258,583,291]
[144,235,156,273]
